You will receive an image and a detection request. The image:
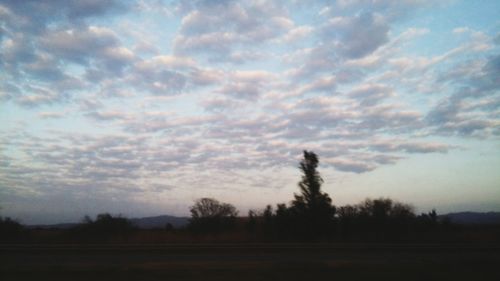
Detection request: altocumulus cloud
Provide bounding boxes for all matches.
[0,0,499,223]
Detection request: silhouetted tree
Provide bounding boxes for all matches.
[190,198,238,219]
[338,205,359,239]
[357,198,414,222]
[246,210,257,233]
[164,223,174,231]
[0,216,24,241]
[337,198,416,240]
[428,209,438,224]
[189,198,238,233]
[289,150,336,238]
[71,213,134,241]
[263,205,273,223]
[358,198,393,222]
[91,213,134,233]
[417,209,440,230]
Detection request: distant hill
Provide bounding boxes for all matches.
[27,212,500,229]
[28,215,189,229]
[440,212,500,225]
[28,223,78,229]
[129,215,189,229]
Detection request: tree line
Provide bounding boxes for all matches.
[187,151,445,241]
[0,150,488,243]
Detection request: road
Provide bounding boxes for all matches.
[1,243,499,280]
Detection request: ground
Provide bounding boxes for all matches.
[1,243,499,280]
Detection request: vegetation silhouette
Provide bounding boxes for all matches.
[69,213,135,242]
[290,150,336,239]
[248,151,337,240]
[337,198,416,241]
[237,151,454,242]
[1,151,498,244]
[2,153,500,281]
[0,216,25,242]
[189,198,238,233]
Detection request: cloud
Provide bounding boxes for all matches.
[201,97,241,112]
[212,70,278,100]
[189,68,223,86]
[1,34,37,65]
[38,112,65,119]
[425,52,500,137]
[453,27,471,34]
[370,140,450,154]
[0,82,20,101]
[137,55,196,70]
[128,68,187,95]
[358,105,422,131]
[296,76,337,95]
[40,26,134,69]
[173,0,292,62]
[15,86,64,107]
[217,82,260,100]
[322,12,389,59]
[327,158,377,174]
[494,33,500,45]
[0,0,128,33]
[348,83,394,106]
[23,53,67,81]
[284,8,432,82]
[326,0,433,22]
[443,119,497,136]
[124,55,223,95]
[0,1,135,108]
[85,111,133,121]
[280,25,314,43]
[284,46,339,80]
[1,0,499,222]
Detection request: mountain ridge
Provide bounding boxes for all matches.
[28,215,189,229]
[27,211,500,229]
[440,211,500,225]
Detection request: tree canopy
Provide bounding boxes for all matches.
[270,150,337,238]
[190,198,238,219]
[189,198,238,233]
[293,151,335,214]
[292,150,334,214]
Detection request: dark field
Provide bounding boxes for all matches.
[1,243,499,281]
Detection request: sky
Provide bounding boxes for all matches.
[0,0,499,224]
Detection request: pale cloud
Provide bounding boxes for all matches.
[326,158,377,174]
[280,25,314,43]
[370,140,450,154]
[85,110,134,122]
[137,55,197,69]
[322,12,389,59]
[348,83,395,106]
[1,0,499,222]
[453,27,471,34]
[173,0,293,62]
[38,112,65,119]
[40,26,135,73]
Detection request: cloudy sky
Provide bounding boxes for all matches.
[1,0,499,224]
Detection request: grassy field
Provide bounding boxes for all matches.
[1,243,499,280]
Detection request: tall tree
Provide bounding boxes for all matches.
[293,151,333,211]
[291,150,336,237]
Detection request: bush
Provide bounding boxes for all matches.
[0,217,24,241]
[70,213,134,242]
